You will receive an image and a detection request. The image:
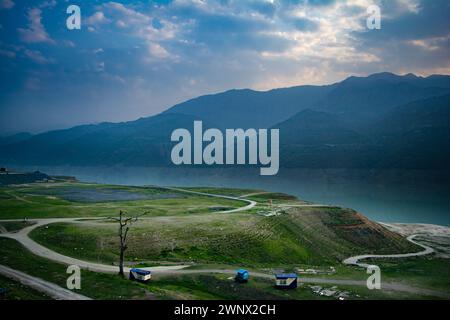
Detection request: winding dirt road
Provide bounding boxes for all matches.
[1,217,445,298]
[0,217,189,274]
[163,187,257,213]
[0,188,448,299]
[343,235,434,268]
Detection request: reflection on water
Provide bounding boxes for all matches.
[10,166,450,225]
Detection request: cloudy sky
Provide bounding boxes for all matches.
[0,0,449,134]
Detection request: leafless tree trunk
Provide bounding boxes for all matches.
[109,211,145,277]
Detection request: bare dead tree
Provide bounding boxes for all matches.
[108,210,146,277]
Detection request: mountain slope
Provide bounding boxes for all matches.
[164,85,330,129]
[0,133,33,146]
[166,72,450,130]
[315,73,450,129]
[372,94,450,169]
[274,109,375,168]
[2,114,207,166]
[373,94,450,135]
[275,109,365,145]
[1,73,450,169]
[277,94,450,169]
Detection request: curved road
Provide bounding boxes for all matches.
[0,188,447,299]
[0,187,256,275]
[0,218,189,274]
[163,187,257,213]
[2,219,445,298]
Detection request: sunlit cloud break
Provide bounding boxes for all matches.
[0,0,449,134]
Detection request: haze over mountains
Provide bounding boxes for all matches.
[1,72,450,170]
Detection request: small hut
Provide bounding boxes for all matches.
[129,268,151,282]
[235,269,249,283]
[275,273,298,289]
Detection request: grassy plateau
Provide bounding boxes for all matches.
[0,180,448,300]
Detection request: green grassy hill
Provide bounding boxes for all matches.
[2,238,433,300]
[0,183,245,219]
[0,181,419,268]
[30,207,417,267]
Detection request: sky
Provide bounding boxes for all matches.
[0,0,449,134]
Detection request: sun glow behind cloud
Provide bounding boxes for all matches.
[0,0,449,133]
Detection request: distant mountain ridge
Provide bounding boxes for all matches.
[1,72,450,170]
[0,132,33,146]
[164,85,330,129]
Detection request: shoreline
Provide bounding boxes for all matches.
[380,222,450,237]
[3,166,450,226]
[381,222,450,259]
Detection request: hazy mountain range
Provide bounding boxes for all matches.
[1,72,450,170]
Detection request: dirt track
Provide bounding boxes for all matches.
[343,234,434,268]
[1,188,449,299]
[0,264,91,300]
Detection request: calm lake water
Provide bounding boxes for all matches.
[13,166,450,226]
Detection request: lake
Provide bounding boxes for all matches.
[11,166,450,226]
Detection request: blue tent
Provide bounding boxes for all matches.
[235,269,249,283]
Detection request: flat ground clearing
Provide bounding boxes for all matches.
[0,182,245,219]
[29,206,419,267]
